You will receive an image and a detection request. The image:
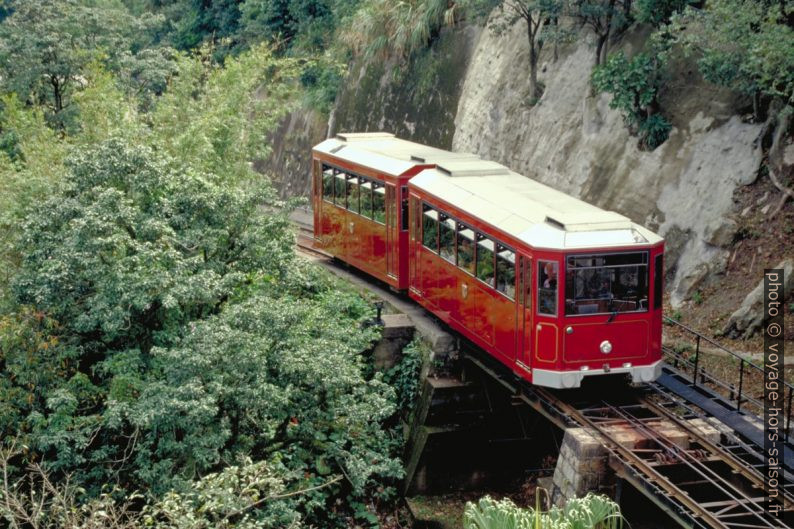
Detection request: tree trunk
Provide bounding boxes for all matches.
[597,0,617,66]
[595,34,607,66]
[529,45,539,100]
[527,18,539,101]
[51,76,63,114]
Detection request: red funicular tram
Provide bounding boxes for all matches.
[312,133,664,388]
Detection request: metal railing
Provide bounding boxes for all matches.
[663,316,793,443]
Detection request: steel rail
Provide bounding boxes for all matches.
[538,390,734,528]
[604,402,786,528]
[640,392,794,511]
[463,351,721,528]
[295,225,333,259]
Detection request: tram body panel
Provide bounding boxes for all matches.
[313,134,664,388]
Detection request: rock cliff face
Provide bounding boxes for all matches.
[333,24,481,148]
[267,17,767,307]
[260,108,328,199]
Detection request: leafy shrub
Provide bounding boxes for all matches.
[384,338,428,417]
[0,447,303,529]
[464,493,624,529]
[340,0,458,60]
[144,457,304,529]
[671,1,794,109]
[637,113,672,150]
[634,0,691,27]
[592,51,671,150]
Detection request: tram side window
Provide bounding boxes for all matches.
[322,166,334,202]
[654,254,663,309]
[372,184,386,223]
[439,215,456,263]
[346,174,360,214]
[456,223,475,275]
[360,179,373,219]
[496,246,516,299]
[401,187,409,231]
[538,260,558,315]
[475,235,495,287]
[422,205,439,252]
[333,172,346,208]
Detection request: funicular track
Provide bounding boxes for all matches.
[295,217,333,259]
[463,346,794,529]
[292,214,792,528]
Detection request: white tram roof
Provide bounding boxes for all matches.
[314,132,479,176]
[412,160,663,251]
[313,133,661,250]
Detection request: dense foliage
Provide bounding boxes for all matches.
[0,1,406,527]
[1,137,402,525]
[384,338,429,418]
[671,0,794,112]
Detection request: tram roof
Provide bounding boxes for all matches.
[313,132,479,176]
[411,161,663,251]
[313,133,662,250]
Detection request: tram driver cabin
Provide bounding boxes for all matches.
[311,133,664,389]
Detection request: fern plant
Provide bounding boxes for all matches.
[340,0,458,60]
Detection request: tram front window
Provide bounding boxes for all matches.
[564,252,649,315]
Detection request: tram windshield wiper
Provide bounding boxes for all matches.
[606,310,618,323]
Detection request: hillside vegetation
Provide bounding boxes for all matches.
[0,1,791,528]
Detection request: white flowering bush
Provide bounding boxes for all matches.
[464,493,624,529]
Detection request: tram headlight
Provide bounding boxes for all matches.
[600,340,612,354]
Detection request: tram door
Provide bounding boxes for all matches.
[516,255,533,371]
[385,184,397,279]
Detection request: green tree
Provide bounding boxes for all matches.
[634,0,690,26]
[461,0,562,101]
[0,0,156,129]
[240,0,336,52]
[163,0,243,53]
[569,0,631,66]
[4,138,402,523]
[0,96,70,309]
[592,50,671,149]
[146,43,305,182]
[125,282,400,497]
[12,139,292,360]
[0,42,306,311]
[672,0,794,115]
